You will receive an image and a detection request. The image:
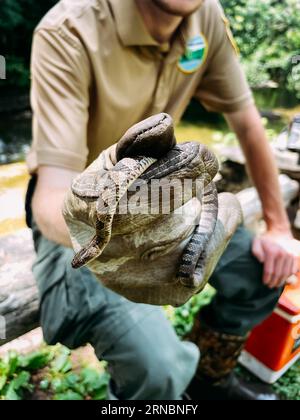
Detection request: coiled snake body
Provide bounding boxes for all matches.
[63,113,242,305]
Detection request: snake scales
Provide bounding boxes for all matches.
[63,113,242,306]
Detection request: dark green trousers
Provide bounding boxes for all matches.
[31,222,281,400]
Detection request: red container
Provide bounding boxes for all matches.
[239,276,300,383]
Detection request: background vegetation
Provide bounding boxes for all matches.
[0,0,299,97]
[223,0,300,98]
[0,0,57,89]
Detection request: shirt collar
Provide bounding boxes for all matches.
[108,0,160,47]
[108,0,203,50]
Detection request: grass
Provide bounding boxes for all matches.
[273,363,300,400]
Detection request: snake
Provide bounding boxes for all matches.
[70,113,219,290]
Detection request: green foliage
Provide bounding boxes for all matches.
[0,345,109,400]
[0,349,51,400]
[237,361,300,401]
[44,347,109,401]
[168,286,216,338]
[274,362,300,400]
[221,0,300,97]
[1,0,300,96]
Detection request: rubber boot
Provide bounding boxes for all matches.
[185,318,280,400]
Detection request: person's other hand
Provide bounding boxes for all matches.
[252,230,299,289]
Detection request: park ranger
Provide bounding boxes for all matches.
[26,0,298,400]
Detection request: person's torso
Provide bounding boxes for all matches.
[34,0,226,167]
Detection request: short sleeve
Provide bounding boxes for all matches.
[28,28,91,172]
[194,2,254,114]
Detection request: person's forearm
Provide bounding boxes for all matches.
[241,128,290,231]
[226,106,297,288]
[226,108,290,232]
[31,166,79,247]
[32,187,73,248]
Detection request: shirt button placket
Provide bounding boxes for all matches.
[152,61,170,114]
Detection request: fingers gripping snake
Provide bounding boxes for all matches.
[70,113,219,290]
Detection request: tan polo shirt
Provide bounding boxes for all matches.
[27,0,254,173]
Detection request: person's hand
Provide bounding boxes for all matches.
[252,229,299,289]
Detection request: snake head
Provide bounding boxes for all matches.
[116,113,176,161]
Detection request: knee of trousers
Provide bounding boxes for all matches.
[210,225,282,307]
[36,264,108,349]
[134,350,184,398]
[109,341,198,400]
[205,273,283,336]
[101,312,199,400]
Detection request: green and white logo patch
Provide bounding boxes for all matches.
[178,34,208,74]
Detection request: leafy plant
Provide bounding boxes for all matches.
[274,362,300,400]
[221,0,300,98]
[0,344,109,400]
[168,286,216,338]
[39,346,109,401]
[0,349,51,400]
[1,0,300,97]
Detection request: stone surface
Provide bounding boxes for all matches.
[0,328,43,356]
[0,229,39,345]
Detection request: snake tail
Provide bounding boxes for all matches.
[177,182,218,289]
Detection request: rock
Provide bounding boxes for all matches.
[0,229,39,345]
[237,175,299,229]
